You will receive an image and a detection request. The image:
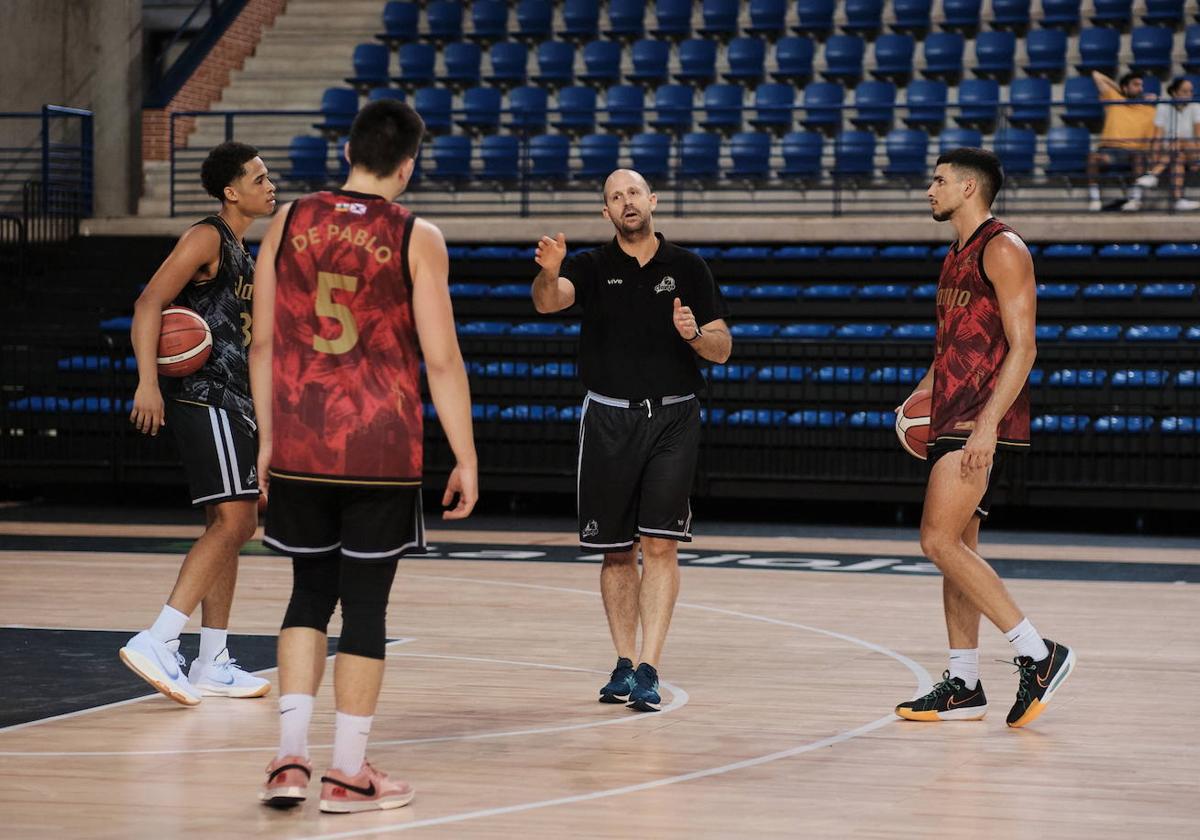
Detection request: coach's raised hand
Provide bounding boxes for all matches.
[535,232,566,274]
[531,232,576,314]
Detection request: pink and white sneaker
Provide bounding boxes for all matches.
[319,761,415,813]
[259,755,312,808]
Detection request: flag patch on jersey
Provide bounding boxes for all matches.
[335,202,368,215]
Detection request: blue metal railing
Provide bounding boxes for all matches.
[0,106,93,237]
[145,0,250,108]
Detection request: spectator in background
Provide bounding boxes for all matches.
[1135,77,1200,212]
[1086,71,1157,212]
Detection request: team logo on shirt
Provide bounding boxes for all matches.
[654,276,676,294]
[607,277,623,285]
[582,519,599,538]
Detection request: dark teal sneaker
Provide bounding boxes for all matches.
[627,662,661,712]
[599,657,636,704]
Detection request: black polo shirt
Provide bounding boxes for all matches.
[560,233,729,400]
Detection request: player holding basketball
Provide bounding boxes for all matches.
[895,147,1074,727]
[532,169,731,712]
[121,142,276,706]
[250,100,477,812]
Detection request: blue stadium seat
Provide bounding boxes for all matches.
[1066,324,1121,341]
[781,323,835,338]
[561,0,599,41]
[893,324,936,340]
[580,40,622,86]
[1176,370,1198,387]
[450,283,489,298]
[478,361,529,377]
[1091,0,1132,27]
[872,34,915,82]
[1095,415,1155,434]
[508,86,548,132]
[869,365,927,383]
[529,134,570,180]
[425,1,464,42]
[731,323,782,338]
[394,42,435,88]
[554,85,597,133]
[516,0,553,41]
[313,87,358,137]
[1041,0,1082,29]
[904,79,948,129]
[823,35,866,82]
[940,127,982,153]
[413,87,452,134]
[1144,0,1185,25]
[1190,327,1200,341]
[1126,325,1182,341]
[848,411,893,429]
[630,132,672,178]
[955,79,999,129]
[701,84,745,132]
[814,365,866,382]
[804,283,856,298]
[672,52,723,97]
[376,2,419,46]
[367,87,405,104]
[650,84,695,131]
[1156,243,1200,259]
[346,43,390,90]
[443,42,482,88]
[1186,25,1200,73]
[719,284,747,299]
[511,321,565,336]
[1031,414,1090,433]
[1077,27,1120,73]
[729,131,773,179]
[941,0,982,32]
[698,0,740,39]
[802,82,843,131]
[652,0,693,39]
[879,245,930,259]
[1008,78,1051,129]
[1037,283,1078,299]
[851,81,896,130]
[604,84,646,132]
[708,364,757,380]
[460,320,511,336]
[1041,243,1093,258]
[728,409,789,427]
[1161,417,1199,434]
[680,132,722,179]
[748,283,800,299]
[973,30,1015,80]
[891,0,931,34]
[1048,368,1107,387]
[1062,76,1103,127]
[1025,29,1067,79]
[488,42,528,88]
[779,131,824,178]
[773,245,824,259]
[827,245,877,258]
[991,0,1031,30]
[789,410,846,428]
[628,39,671,85]
[922,32,965,80]
[834,131,876,178]
[458,86,502,132]
[1045,127,1091,174]
[994,127,1036,175]
[429,135,472,182]
[794,0,835,38]
[465,0,508,43]
[534,41,575,87]
[1142,282,1196,299]
[606,0,645,40]
[1037,324,1064,341]
[726,38,768,83]
[1111,369,1168,387]
[773,36,815,84]
[288,136,327,180]
[844,0,884,35]
[576,133,620,179]
[1131,26,1174,75]
[533,361,578,378]
[1098,243,1150,259]
[752,82,798,132]
[746,0,789,37]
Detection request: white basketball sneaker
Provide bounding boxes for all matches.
[119,632,202,706]
[188,648,271,698]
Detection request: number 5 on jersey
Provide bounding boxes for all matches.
[314,271,359,355]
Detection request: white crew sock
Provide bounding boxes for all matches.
[148,604,189,643]
[1128,185,1143,201]
[948,648,980,690]
[197,627,228,666]
[277,694,315,760]
[1088,185,1101,202]
[331,711,374,776]
[1005,618,1050,662]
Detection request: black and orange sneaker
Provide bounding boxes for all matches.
[1006,638,1075,728]
[895,671,989,721]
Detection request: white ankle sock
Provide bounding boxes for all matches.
[277,694,314,760]
[1088,185,1101,201]
[148,605,189,643]
[948,648,980,690]
[197,627,227,665]
[332,711,373,776]
[1005,618,1050,661]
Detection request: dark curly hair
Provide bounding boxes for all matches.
[200,141,260,201]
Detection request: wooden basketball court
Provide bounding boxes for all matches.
[1,515,1197,838]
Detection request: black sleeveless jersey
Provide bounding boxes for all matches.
[162,215,256,417]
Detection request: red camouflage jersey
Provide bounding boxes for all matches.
[271,189,423,484]
[931,217,1031,449]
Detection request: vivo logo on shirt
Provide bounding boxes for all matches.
[607,277,623,285]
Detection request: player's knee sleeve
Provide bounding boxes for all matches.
[335,560,399,660]
[282,556,339,632]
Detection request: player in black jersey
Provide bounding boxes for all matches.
[119,142,277,706]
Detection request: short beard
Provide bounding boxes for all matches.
[616,214,649,236]
[931,208,953,222]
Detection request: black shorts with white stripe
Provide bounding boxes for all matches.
[263,479,425,563]
[166,399,260,507]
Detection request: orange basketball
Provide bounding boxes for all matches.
[895,389,932,460]
[157,307,212,378]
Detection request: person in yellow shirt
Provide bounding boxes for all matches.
[1086,71,1157,211]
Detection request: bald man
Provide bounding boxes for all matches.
[531,170,731,711]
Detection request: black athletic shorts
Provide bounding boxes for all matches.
[263,478,426,562]
[927,440,1022,519]
[577,392,700,550]
[166,399,260,507]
